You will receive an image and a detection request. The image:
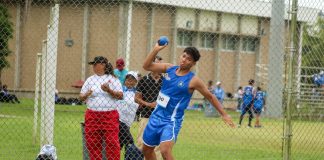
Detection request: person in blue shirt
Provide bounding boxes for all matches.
[213,81,225,104]
[238,79,255,128]
[253,87,266,128]
[313,71,324,88]
[141,43,235,160]
[204,80,218,117]
[114,58,128,85]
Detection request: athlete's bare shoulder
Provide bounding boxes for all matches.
[189,76,204,90]
[164,63,174,71]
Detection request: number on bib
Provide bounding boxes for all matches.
[157,92,170,108]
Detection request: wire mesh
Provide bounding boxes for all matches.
[0,0,323,160]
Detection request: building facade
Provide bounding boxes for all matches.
[2,0,319,98]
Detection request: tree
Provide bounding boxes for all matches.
[301,15,324,85]
[0,4,14,86]
[302,16,324,69]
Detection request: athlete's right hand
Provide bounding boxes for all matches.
[153,43,167,52]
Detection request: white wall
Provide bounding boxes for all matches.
[241,16,258,35]
[221,13,238,33]
[176,8,196,29]
[199,10,217,32]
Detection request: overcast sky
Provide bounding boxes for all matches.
[297,0,324,10]
[260,0,324,10]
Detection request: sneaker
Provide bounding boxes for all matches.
[237,124,241,128]
[247,125,252,128]
[255,125,262,128]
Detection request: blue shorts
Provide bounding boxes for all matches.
[143,115,182,147]
[241,101,253,115]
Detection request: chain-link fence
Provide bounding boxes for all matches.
[0,0,323,159]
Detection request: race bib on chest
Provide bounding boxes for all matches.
[157,92,170,108]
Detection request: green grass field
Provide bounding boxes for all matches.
[1,99,324,160]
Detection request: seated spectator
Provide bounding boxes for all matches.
[55,89,59,103]
[0,85,20,103]
[54,89,82,105]
[67,98,83,105]
[0,85,4,102]
[54,89,65,104]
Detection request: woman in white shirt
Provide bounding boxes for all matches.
[80,56,123,160]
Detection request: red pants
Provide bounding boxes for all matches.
[85,109,120,160]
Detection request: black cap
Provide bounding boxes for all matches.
[88,56,108,65]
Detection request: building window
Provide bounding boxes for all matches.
[200,33,216,49]
[242,37,259,52]
[177,30,194,47]
[222,35,239,51]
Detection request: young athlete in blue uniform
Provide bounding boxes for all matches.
[253,87,266,128]
[238,79,255,128]
[141,43,235,160]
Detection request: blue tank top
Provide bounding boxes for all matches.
[242,85,254,105]
[152,66,195,121]
[254,91,265,108]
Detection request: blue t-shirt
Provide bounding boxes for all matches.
[122,86,136,95]
[242,85,254,106]
[114,69,128,85]
[152,66,195,122]
[117,86,139,127]
[254,91,265,109]
[313,74,324,86]
[213,87,225,101]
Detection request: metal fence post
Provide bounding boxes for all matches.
[283,0,299,159]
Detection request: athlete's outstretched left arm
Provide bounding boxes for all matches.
[192,77,235,128]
